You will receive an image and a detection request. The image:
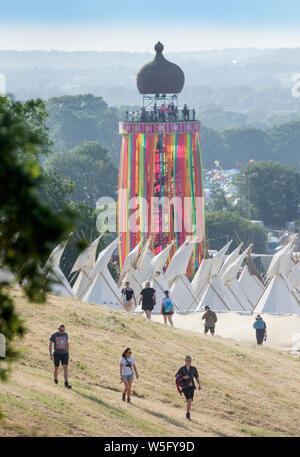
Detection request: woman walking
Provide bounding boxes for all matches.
[161,290,174,327]
[138,281,156,320]
[120,348,139,403]
[121,281,137,312]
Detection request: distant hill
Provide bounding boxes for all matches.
[0,289,299,437]
[1,48,300,115]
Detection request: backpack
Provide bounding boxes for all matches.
[253,319,265,330]
[175,374,183,396]
[163,297,173,313]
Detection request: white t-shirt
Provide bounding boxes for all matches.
[120,356,135,376]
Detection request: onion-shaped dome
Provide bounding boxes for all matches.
[136,42,185,94]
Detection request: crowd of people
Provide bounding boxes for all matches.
[125,103,195,123]
[48,294,267,421]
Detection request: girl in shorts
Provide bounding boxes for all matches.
[161,290,174,327]
[120,348,139,403]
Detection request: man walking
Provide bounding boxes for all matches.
[253,315,267,345]
[202,305,217,335]
[175,355,201,421]
[49,324,72,389]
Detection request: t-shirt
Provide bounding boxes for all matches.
[161,296,174,313]
[120,356,135,376]
[140,287,156,306]
[122,288,134,301]
[175,365,199,390]
[50,332,68,354]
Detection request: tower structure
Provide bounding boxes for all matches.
[118,42,204,274]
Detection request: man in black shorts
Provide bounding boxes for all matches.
[138,281,156,320]
[49,324,72,389]
[175,355,201,421]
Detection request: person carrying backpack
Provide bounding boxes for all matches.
[253,315,267,345]
[175,355,201,421]
[161,290,174,327]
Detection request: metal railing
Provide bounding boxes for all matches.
[123,107,196,123]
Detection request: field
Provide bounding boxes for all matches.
[0,288,299,437]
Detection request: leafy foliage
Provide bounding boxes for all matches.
[234,161,300,227]
[0,98,74,379]
[45,95,121,165]
[44,141,118,207]
[206,211,267,254]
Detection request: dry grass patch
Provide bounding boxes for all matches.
[0,288,299,437]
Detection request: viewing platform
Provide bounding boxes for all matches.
[119,120,201,135]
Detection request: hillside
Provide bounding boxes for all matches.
[0,288,299,437]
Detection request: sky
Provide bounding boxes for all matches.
[1,0,300,51]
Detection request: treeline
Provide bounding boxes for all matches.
[45,94,300,170]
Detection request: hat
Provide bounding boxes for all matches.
[204,305,210,309]
[185,355,192,361]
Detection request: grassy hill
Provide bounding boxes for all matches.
[0,288,299,437]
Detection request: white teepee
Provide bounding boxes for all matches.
[239,265,265,308]
[253,242,300,315]
[72,235,102,299]
[82,237,121,308]
[45,239,76,298]
[221,246,254,312]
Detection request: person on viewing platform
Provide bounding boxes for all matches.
[120,348,139,404]
[253,315,267,345]
[161,290,174,327]
[138,281,156,320]
[121,281,137,312]
[183,104,189,121]
[159,104,166,121]
[202,306,217,335]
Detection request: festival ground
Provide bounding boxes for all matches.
[152,312,300,352]
[0,289,299,437]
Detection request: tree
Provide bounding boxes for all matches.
[38,173,75,212]
[44,141,118,207]
[0,98,74,380]
[234,161,300,227]
[208,186,232,212]
[45,95,121,166]
[206,211,267,254]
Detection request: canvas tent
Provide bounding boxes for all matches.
[83,237,122,308]
[72,235,102,299]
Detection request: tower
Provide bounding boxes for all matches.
[118,42,204,274]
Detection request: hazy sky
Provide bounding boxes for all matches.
[1,0,300,51]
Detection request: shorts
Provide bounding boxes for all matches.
[162,311,173,316]
[205,326,215,334]
[54,352,69,367]
[142,303,153,311]
[182,385,195,401]
[122,373,134,381]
